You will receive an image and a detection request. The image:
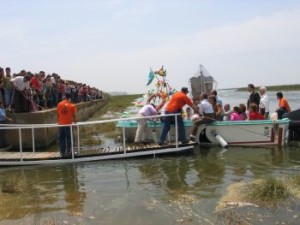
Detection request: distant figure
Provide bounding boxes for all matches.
[4,67,14,108]
[0,101,13,148]
[57,93,77,157]
[248,103,265,120]
[276,92,291,119]
[10,74,31,113]
[247,84,260,109]
[223,104,232,121]
[259,86,270,119]
[158,87,200,145]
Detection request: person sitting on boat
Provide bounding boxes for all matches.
[211,90,224,120]
[248,103,265,120]
[276,91,291,119]
[223,104,232,121]
[209,95,223,121]
[184,107,192,120]
[230,106,244,121]
[211,90,223,106]
[239,103,248,120]
[247,84,260,110]
[134,93,166,144]
[259,86,270,119]
[158,87,200,146]
[189,93,215,142]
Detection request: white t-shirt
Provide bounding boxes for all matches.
[50,76,56,84]
[259,94,270,113]
[198,99,214,116]
[11,76,30,91]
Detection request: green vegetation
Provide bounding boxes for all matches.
[218,175,300,210]
[1,177,22,193]
[79,94,142,145]
[92,94,142,119]
[244,177,289,206]
[237,84,300,91]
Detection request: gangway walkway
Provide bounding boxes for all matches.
[0,113,196,166]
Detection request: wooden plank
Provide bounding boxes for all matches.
[0,141,196,162]
[0,151,61,160]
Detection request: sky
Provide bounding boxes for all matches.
[1,0,300,94]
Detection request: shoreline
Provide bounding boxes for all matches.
[233,84,300,92]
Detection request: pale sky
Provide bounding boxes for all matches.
[1,0,300,94]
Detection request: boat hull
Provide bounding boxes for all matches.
[117,119,290,147]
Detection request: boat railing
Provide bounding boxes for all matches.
[0,113,181,161]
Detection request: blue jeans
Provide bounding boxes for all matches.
[59,126,72,155]
[159,112,187,144]
[4,89,13,106]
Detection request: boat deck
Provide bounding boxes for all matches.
[0,142,196,165]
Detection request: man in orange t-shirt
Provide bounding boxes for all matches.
[158,87,200,145]
[57,93,77,157]
[276,92,291,119]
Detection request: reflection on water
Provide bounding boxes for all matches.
[0,165,86,224]
[1,145,300,224]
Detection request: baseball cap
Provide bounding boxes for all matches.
[181,87,189,93]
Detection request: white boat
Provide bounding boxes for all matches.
[116,65,290,147]
[116,117,290,147]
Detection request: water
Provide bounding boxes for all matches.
[0,90,300,225]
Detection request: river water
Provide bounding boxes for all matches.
[0,90,300,225]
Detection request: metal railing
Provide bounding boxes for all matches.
[0,113,182,161]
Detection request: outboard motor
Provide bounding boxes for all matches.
[283,109,300,141]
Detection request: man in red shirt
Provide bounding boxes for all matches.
[158,87,200,145]
[57,93,77,157]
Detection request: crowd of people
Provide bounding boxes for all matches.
[0,66,103,113]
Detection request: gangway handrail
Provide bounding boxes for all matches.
[0,113,182,164]
[0,113,180,129]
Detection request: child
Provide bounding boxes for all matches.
[223,104,232,121]
[185,107,192,120]
[248,103,265,120]
[230,106,244,121]
[239,103,248,120]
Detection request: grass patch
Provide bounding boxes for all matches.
[92,94,142,119]
[1,177,22,193]
[76,94,142,145]
[217,175,300,210]
[244,177,289,206]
